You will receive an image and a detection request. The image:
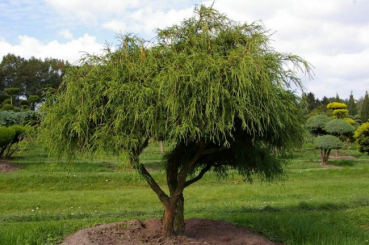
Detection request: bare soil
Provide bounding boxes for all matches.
[61,218,279,245]
[0,161,19,172]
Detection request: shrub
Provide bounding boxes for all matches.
[2,99,11,106]
[0,127,15,147]
[0,94,10,103]
[306,115,332,136]
[0,111,40,126]
[19,100,29,106]
[354,122,369,154]
[2,104,15,111]
[327,102,347,110]
[324,119,355,137]
[0,125,25,159]
[315,135,343,164]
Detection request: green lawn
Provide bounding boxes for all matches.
[1,142,369,244]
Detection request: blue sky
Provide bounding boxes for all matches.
[1,0,368,100]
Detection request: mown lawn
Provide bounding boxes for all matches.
[1,142,369,244]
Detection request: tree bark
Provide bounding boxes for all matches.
[159,140,165,154]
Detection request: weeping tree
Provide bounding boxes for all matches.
[38,5,312,237]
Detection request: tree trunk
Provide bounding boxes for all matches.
[174,193,185,234]
[162,202,176,237]
[161,193,185,236]
[160,141,165,154]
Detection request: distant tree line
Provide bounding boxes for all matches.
[0,53,70,111]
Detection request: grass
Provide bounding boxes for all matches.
[1,142,369,244]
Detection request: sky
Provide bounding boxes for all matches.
[0,0,368,100]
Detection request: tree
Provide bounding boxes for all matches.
[347,92,357,116]
[315,135,343,165]
[361,91,369,123]
[327,102,348,119]
[38,5,312,237]
[354,122,369,154]
[306,114,332,136]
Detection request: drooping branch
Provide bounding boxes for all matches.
[138,163,169,204]
[184,163,212,188]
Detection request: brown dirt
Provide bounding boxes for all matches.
[329,155,356,160]
[0,161,19,172]
[60,218,279,245]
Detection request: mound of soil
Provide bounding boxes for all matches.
[0,161,19,172]
[61,218,278,245]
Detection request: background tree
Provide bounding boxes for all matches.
[347,92,358,116]
[354,122,369,154]
[327,102,348,119]
[38,5,312,237]
[315,135,343,165]
[0,53,69,100]
[361,91,369,123]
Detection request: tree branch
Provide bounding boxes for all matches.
[184,163,212,188]
[201,146,227,155]
[138,163,169,204]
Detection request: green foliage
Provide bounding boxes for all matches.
[354,122,369,154]
[327,102,347,110]
[0,111,40,126]
[38,5,312,236]
[332,109,348,119]
[0,127,15,147]
[347,92,357,116]
[0,125,25,158]
[306,115,332,136]
[0,94,10,103]
[4,87,20,96]
[324,119,355,137]
[361,91,369,123]
[28,95,40,103]
[315,135,343,150]
[2,99,11,105]
[2,104,14,111]
[19,100,29,106]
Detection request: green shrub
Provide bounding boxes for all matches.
[2,104,14,111]
[315,135,343,164]
[306,115,332,136]
[19,100,29,106]
[354,122,369,154]
[0,127,15,147]
[0,111,40,126]
[0,94,10,103]
[4,88,20,96]
[324,119,355,137]
[2,99,11,106]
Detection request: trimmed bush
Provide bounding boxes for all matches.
[324,119,355,137]
[2,99,11,106]
[0,111,40,126]
[0,94,10,103]
[327,102,347,110]
[0,127,15,147]
[306,114,332,136]
[354,122,369,154]
[315,135,343,164]
[2,104,15,111]
[19,100,29,106]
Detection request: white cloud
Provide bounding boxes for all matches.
[58,30,74,40]
[102,20,127,33]
[0,34,104,63]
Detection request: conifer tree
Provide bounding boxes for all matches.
[361,91,369,123]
